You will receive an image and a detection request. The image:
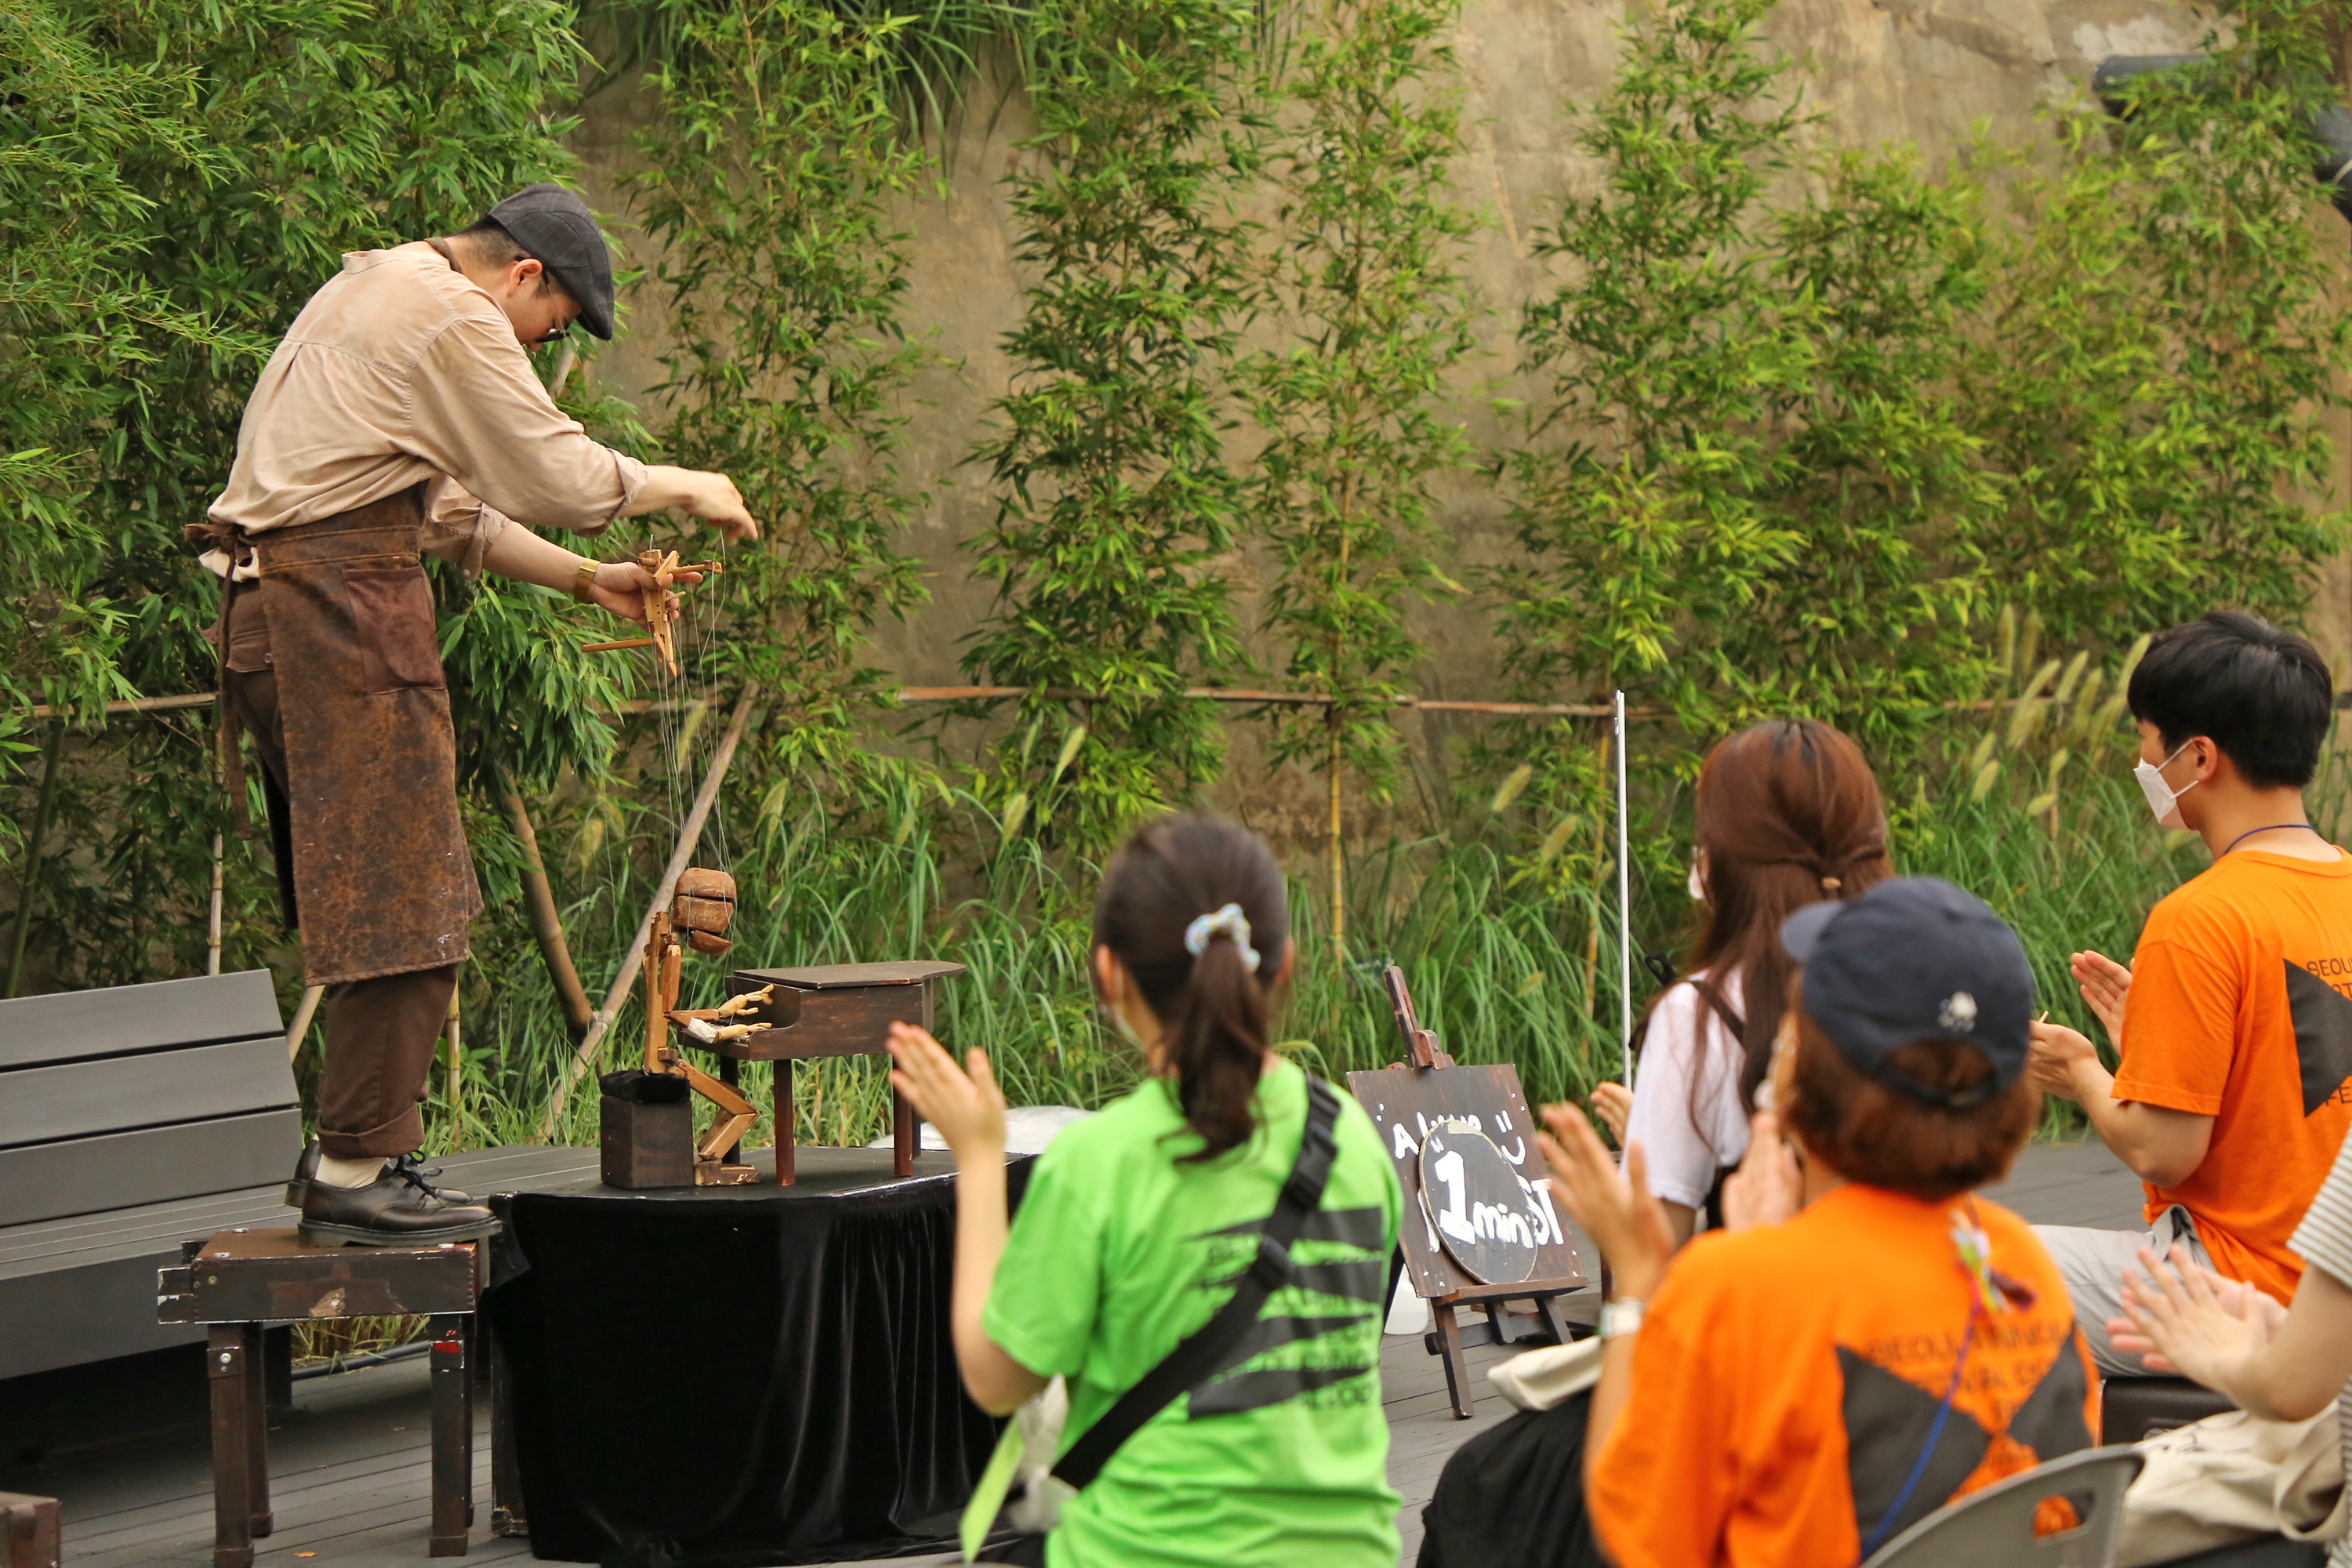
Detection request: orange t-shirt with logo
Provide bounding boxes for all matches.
[1588,1185,2097,1568]
[2115,848,2352,1302]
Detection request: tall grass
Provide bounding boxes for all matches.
[418,668,2261,1158]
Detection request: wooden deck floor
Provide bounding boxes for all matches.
[8,1139,2147,1568]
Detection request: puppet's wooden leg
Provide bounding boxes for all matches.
[717,1056,744,1163]
[775,1059,795,1185]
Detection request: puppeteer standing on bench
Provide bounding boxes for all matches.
[192,184,758,1247]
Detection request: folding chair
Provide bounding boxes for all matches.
[1862,1446,2147,1568]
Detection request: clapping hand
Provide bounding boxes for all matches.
[2027,1020,2099,1102]
[2107,1244,2282,1388]
[1589,1081,1632,1145]
[1719,1109,1802,1232]
[1538,1102,1675,1301]
[2071,950,2131,1049]
[885,1021,1007,1162]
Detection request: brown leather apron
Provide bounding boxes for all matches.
[215,486,481,986]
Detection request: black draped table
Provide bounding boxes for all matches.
[481,1145,1033,1567]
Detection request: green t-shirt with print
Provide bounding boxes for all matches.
[982,1054,1403,1568]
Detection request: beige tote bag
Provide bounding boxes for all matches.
[2115,1404,2346,1566]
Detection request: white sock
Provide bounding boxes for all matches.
[314,1153,387,1189]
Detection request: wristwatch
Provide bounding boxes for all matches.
[571,559,601,604]
[1599,1298,1646,1341]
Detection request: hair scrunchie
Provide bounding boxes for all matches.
[1183,902,1262,974]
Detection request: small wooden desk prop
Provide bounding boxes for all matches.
[158,1227,483,1565]
[702,961,967,1183]
[1345,965,1590,1419]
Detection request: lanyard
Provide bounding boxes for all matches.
[1857,1198,2016,1560]
[2219,822,2317,857]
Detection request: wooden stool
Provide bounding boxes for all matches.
[158,1228,484,1566]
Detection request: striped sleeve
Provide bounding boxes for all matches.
[2291,1137,2352,1290]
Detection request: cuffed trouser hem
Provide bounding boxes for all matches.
[317,963,456,1159]
[2033,1209,2212,1378]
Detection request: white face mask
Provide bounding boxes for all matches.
[2133,741,2200,829]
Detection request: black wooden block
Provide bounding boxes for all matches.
[0,1493,60,1568]
[599,1094,694,1189]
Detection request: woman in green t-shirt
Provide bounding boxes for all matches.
[887,812,1403,1568]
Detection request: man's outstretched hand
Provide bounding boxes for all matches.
[673,470,757,542]
[626,464,760,542]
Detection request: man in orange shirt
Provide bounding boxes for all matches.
[2029,611,2352,1375]
[1547,878,2097,1566]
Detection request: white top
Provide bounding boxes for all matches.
[1624,970,1751,1211]
[2288,1133,2352,1564]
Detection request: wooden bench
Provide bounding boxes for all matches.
[0,971,303,1381]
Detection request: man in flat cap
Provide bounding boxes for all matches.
[196,183,757,1246]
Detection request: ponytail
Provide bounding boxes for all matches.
[1094,815,1289,1162]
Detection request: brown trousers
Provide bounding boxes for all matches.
[224,582,453,1159]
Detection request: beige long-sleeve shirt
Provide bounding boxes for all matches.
[206,241,646,573]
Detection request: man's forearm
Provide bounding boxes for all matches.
[478,519,591,592]
[2073,1061,2212,1186]
[621,466,717,518]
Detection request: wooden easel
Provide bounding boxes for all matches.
[1345,965,1590,1419]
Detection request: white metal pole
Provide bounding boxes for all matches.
[1614,691,1632,1087]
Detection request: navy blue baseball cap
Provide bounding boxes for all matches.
[482,183,615,340]
[1780,877,2035,1109]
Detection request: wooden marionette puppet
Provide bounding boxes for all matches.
[579,550,726,672]
[640,868,781,1185]
[587,540,766,1184]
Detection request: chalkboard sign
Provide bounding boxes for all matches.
[1344,964,1591,1419]
[1419,1122,1541,1285]
[1352,1062,1583,1301]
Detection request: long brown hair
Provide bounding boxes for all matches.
[1659,720,1891,1127]
[1094,814,1290,1161]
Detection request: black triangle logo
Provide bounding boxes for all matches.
[1838,1346,1993,1545]
[2283,960,2352,1116]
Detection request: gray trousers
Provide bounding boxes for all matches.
[2034,1207,2213,1378]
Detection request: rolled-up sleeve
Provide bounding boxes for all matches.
[421,478,511,578]
[405,314,647,533]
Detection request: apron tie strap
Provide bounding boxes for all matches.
[187,520,256,840]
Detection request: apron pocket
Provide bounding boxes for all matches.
[345,566,445,693]
[225,581,273,673]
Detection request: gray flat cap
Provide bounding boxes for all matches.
[483,183,614,340]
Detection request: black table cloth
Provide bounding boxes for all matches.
[483,1146,1032,1568]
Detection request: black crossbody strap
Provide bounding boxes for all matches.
[1051,1076,1343,1491]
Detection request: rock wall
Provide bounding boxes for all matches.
[561,0,2338,843]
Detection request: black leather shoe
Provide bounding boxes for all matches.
[284,1140,320,1207]
[297,1154,499,1247]
[286,1142,470,1208]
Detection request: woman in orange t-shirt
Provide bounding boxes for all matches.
[1544,879,2100,1567]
